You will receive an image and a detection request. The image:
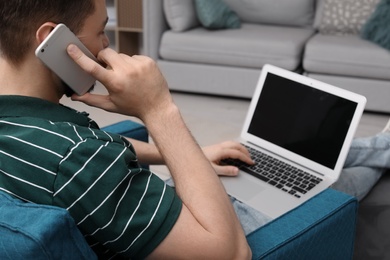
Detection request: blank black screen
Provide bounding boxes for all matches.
[248,73,357,169]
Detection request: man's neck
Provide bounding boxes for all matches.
[0,55,63,104]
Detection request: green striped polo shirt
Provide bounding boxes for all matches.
[0,95,182,259]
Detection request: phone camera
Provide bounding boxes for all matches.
[41,49,45,53]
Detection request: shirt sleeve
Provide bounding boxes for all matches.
[53,135,182,259]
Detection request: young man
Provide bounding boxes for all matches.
[0,0,253,259]
[1,0,389,259]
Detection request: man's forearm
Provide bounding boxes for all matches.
[126,138,164,165]
[143,103,250,258]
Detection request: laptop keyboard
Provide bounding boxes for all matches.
[221,145,323,198]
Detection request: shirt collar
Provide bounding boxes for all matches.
[0,95,99,129]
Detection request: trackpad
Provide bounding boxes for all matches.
[221,175,266,201]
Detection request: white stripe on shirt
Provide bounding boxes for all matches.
[54,144,105,196]
[0,150,57,176]
[0,169,53,194]
[0,120,76,144]
[122,183,167,253]
[5,135,63,158]
[77,169,134,225]
[104,172,153,245]
[85,168,142,237]
[59,139,87,165]
[66,146,128,210]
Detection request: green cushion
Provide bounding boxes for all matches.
[194,0,241,30]
[361,0,390,50]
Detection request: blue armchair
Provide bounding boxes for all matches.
[0,120,357,259]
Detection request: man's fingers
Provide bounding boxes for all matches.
[96,48,127,69]
[67,44,107,81]
[217,144,254,165]
[213,165,239,176]
[71,93,116,112]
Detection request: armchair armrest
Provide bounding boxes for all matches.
[101,120,148,143]
[247,188,358,259]
[0,191,97,259]
[143,0,169,60]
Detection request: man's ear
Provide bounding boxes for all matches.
[36,22,58,44]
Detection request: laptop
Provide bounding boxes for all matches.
[220,64,366,219]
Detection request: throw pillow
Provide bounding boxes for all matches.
[194,0,241,30]
[163,0,199,32]
[317,0,380,35]
[361,0,390,50]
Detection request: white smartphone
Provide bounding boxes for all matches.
[35,24,97,95]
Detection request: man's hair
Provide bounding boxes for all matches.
[0,0,95,65]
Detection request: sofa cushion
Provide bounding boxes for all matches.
[160,23,315,71]
[303,34,390,80]
[223,0,316,27]
[314,0,380,35]
[194,0,241,29]
[361,0,390,51]
[0,191,97,259]
[163,0,199,32]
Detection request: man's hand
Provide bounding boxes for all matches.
[203,141,254,176]
[130,138,254,176]
[67,45,172,122]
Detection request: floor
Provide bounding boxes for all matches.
[61,83,390,179]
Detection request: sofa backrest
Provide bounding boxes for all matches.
[162,0,317,32]
[223,0,316,27]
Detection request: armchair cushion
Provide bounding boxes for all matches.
[0,191,97,259]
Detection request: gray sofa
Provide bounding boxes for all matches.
[143,0,390,113]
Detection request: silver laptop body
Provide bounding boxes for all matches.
[220,64,366,219]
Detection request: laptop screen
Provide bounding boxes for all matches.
[248,72,357,169]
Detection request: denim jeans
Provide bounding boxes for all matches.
[332,133,390,201]
[164,178,272,235]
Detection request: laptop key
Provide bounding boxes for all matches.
[292,186,307,194]
[241,167,270,182]
[269,180,278,186]
[222,147,323,198]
